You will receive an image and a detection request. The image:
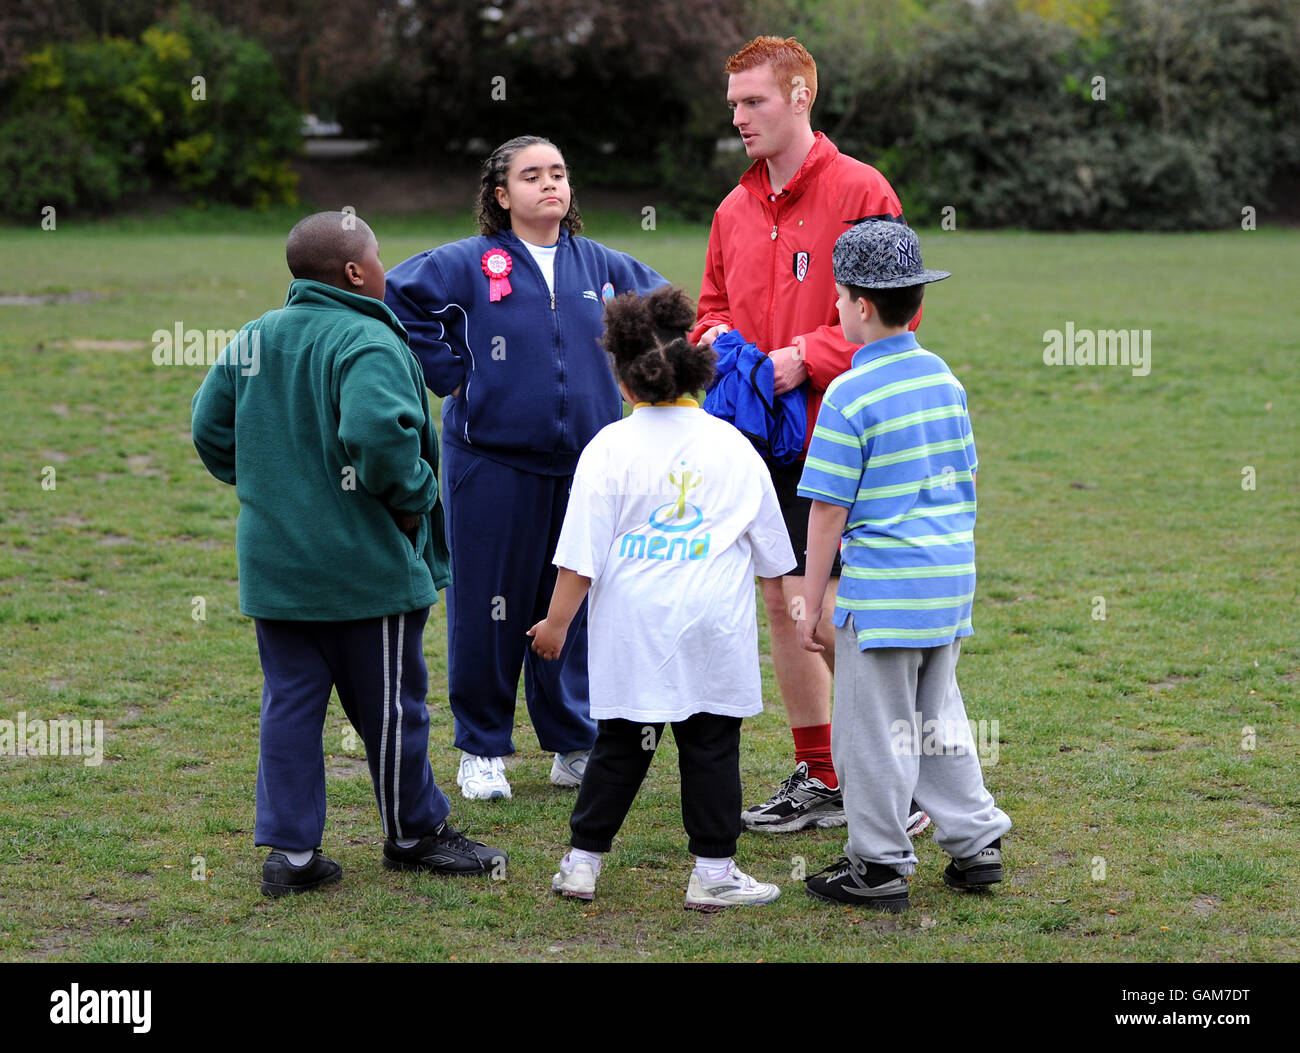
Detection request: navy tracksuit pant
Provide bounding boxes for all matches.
[442,442,596,757]
[253,608,450,851]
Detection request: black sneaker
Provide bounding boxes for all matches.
[741,762,845,833]
[260,850,343,898]
[382,820,508,876]
[943,837,1003,890]
[804,856,910,912]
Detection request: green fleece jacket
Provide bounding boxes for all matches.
[191,279,451,620]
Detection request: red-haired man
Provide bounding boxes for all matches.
[692,36,929,837]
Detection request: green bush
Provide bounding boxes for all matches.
[807,0,1300,229]
[0,5,299,220]
[0,107,134,220]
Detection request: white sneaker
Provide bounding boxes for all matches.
[456,753,511,800]
[551,854,598,901]
[549,749,590,788]
[685,862,781,912]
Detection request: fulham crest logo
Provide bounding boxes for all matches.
[792,251,810,283]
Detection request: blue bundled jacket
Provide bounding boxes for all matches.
[703,329,806,465]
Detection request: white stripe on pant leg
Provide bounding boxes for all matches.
[378,616,392,835]
[392,612,405,839]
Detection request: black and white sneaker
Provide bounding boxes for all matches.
[943,837,1002,890]
[741,762,846,833]
[906,801,932,839]
[382,820,508,876]
[804,856,910,912]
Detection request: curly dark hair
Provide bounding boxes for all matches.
[474,135,584,237]
[601,287,716,404]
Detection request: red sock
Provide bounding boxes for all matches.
[792,724,837,789]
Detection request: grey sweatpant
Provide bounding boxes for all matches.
[832,621,1012,876]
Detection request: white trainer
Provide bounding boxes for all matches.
[551,854,598,901]
[685,862,781,912]
[456,753,511,800]
[549,749,590,788]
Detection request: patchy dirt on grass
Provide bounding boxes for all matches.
[326,755,369,779]
[32,933,76,960]
[0,292,105,306]
[176,535,223,549]
[126,454,163,478]
[63,339,146,351]
[1149,674,1196,691]
[86,897,150,926]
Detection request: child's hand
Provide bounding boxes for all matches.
[797,603,824,653]
[527,618,567,661]
[529,568,590,661]
[698,323,731,347]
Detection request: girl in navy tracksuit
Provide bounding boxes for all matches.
[385,135,667,800]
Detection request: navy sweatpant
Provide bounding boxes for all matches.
[253,608,450,851]
[442,442,596,757]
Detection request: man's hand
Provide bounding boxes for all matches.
[395,513,419,534]
[771,336,808,395]
[698,323,731,348]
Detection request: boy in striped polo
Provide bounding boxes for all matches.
[795,221,1010,911]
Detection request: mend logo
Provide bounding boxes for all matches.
[618,461,710,562]
[50,984,151,1033]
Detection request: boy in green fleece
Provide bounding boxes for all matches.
[192,211,507,896]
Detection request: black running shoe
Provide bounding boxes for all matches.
[804,856,910,912]
[943,837,1003,889]
[260,850,343,898]
[382,820,508,876]
[741,762,845,833]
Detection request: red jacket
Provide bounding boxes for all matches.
[691,132,918,453]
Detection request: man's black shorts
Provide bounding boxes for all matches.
[766,457,842,578]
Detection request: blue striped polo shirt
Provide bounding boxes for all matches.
[797,331,977,650]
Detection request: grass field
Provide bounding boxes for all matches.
[0,208,1297,962]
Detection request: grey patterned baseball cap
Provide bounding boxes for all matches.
[832,221,950,289]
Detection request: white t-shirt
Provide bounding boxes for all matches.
[520,240,557,293]
[553,404,796,722]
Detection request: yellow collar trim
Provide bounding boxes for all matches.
[632,397,700,410]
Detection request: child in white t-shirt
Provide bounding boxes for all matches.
[528,286,797,910]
